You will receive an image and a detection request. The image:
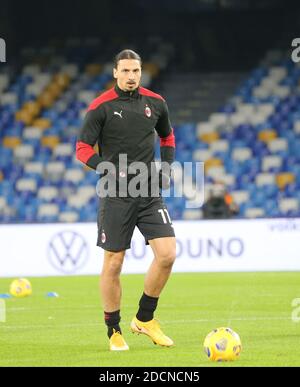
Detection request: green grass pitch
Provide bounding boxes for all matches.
[1,272,300,367]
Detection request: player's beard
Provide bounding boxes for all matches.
[126,81,138,91]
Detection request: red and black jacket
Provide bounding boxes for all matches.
[76,84,175,172]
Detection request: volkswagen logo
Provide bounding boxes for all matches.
[48,231,89,274]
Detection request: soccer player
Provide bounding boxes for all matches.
[76,49,176,351]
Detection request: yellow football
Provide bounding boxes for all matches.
[9,278,32,298]
[204,327,242,361]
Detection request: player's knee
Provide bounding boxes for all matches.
[157,248,176,268]
[105,260,122,276]
[103,251,124,276]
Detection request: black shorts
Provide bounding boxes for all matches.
[97,196,175,252]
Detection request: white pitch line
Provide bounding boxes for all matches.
[7,305,99,312]
[0,316,292,330]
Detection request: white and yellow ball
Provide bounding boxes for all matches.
[204,327,242,362]
[9,278,32,298]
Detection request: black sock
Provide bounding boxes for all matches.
[104,310,121,338]
[136,292,159,322]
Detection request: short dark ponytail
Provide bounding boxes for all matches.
[114,49,142,69]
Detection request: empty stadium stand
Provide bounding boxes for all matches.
[1,41,300,223]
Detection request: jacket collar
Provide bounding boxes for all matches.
[115,84,140,99]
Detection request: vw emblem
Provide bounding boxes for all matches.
[48,231,89,274]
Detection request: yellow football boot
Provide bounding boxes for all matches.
[130,317,174,347]
[109,329,129,351]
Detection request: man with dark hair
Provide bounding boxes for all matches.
[76,49,176,351]
[114,48,142,69]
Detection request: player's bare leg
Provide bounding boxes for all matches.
[131,237,176,346]
[100,250,125,312]
[100,250,129,350]
[145,237,176,297]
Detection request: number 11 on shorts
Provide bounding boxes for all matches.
[158,208,172,224]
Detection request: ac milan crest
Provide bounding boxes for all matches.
[145,105,152,118]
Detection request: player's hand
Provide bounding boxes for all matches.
[159,169,171,190]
